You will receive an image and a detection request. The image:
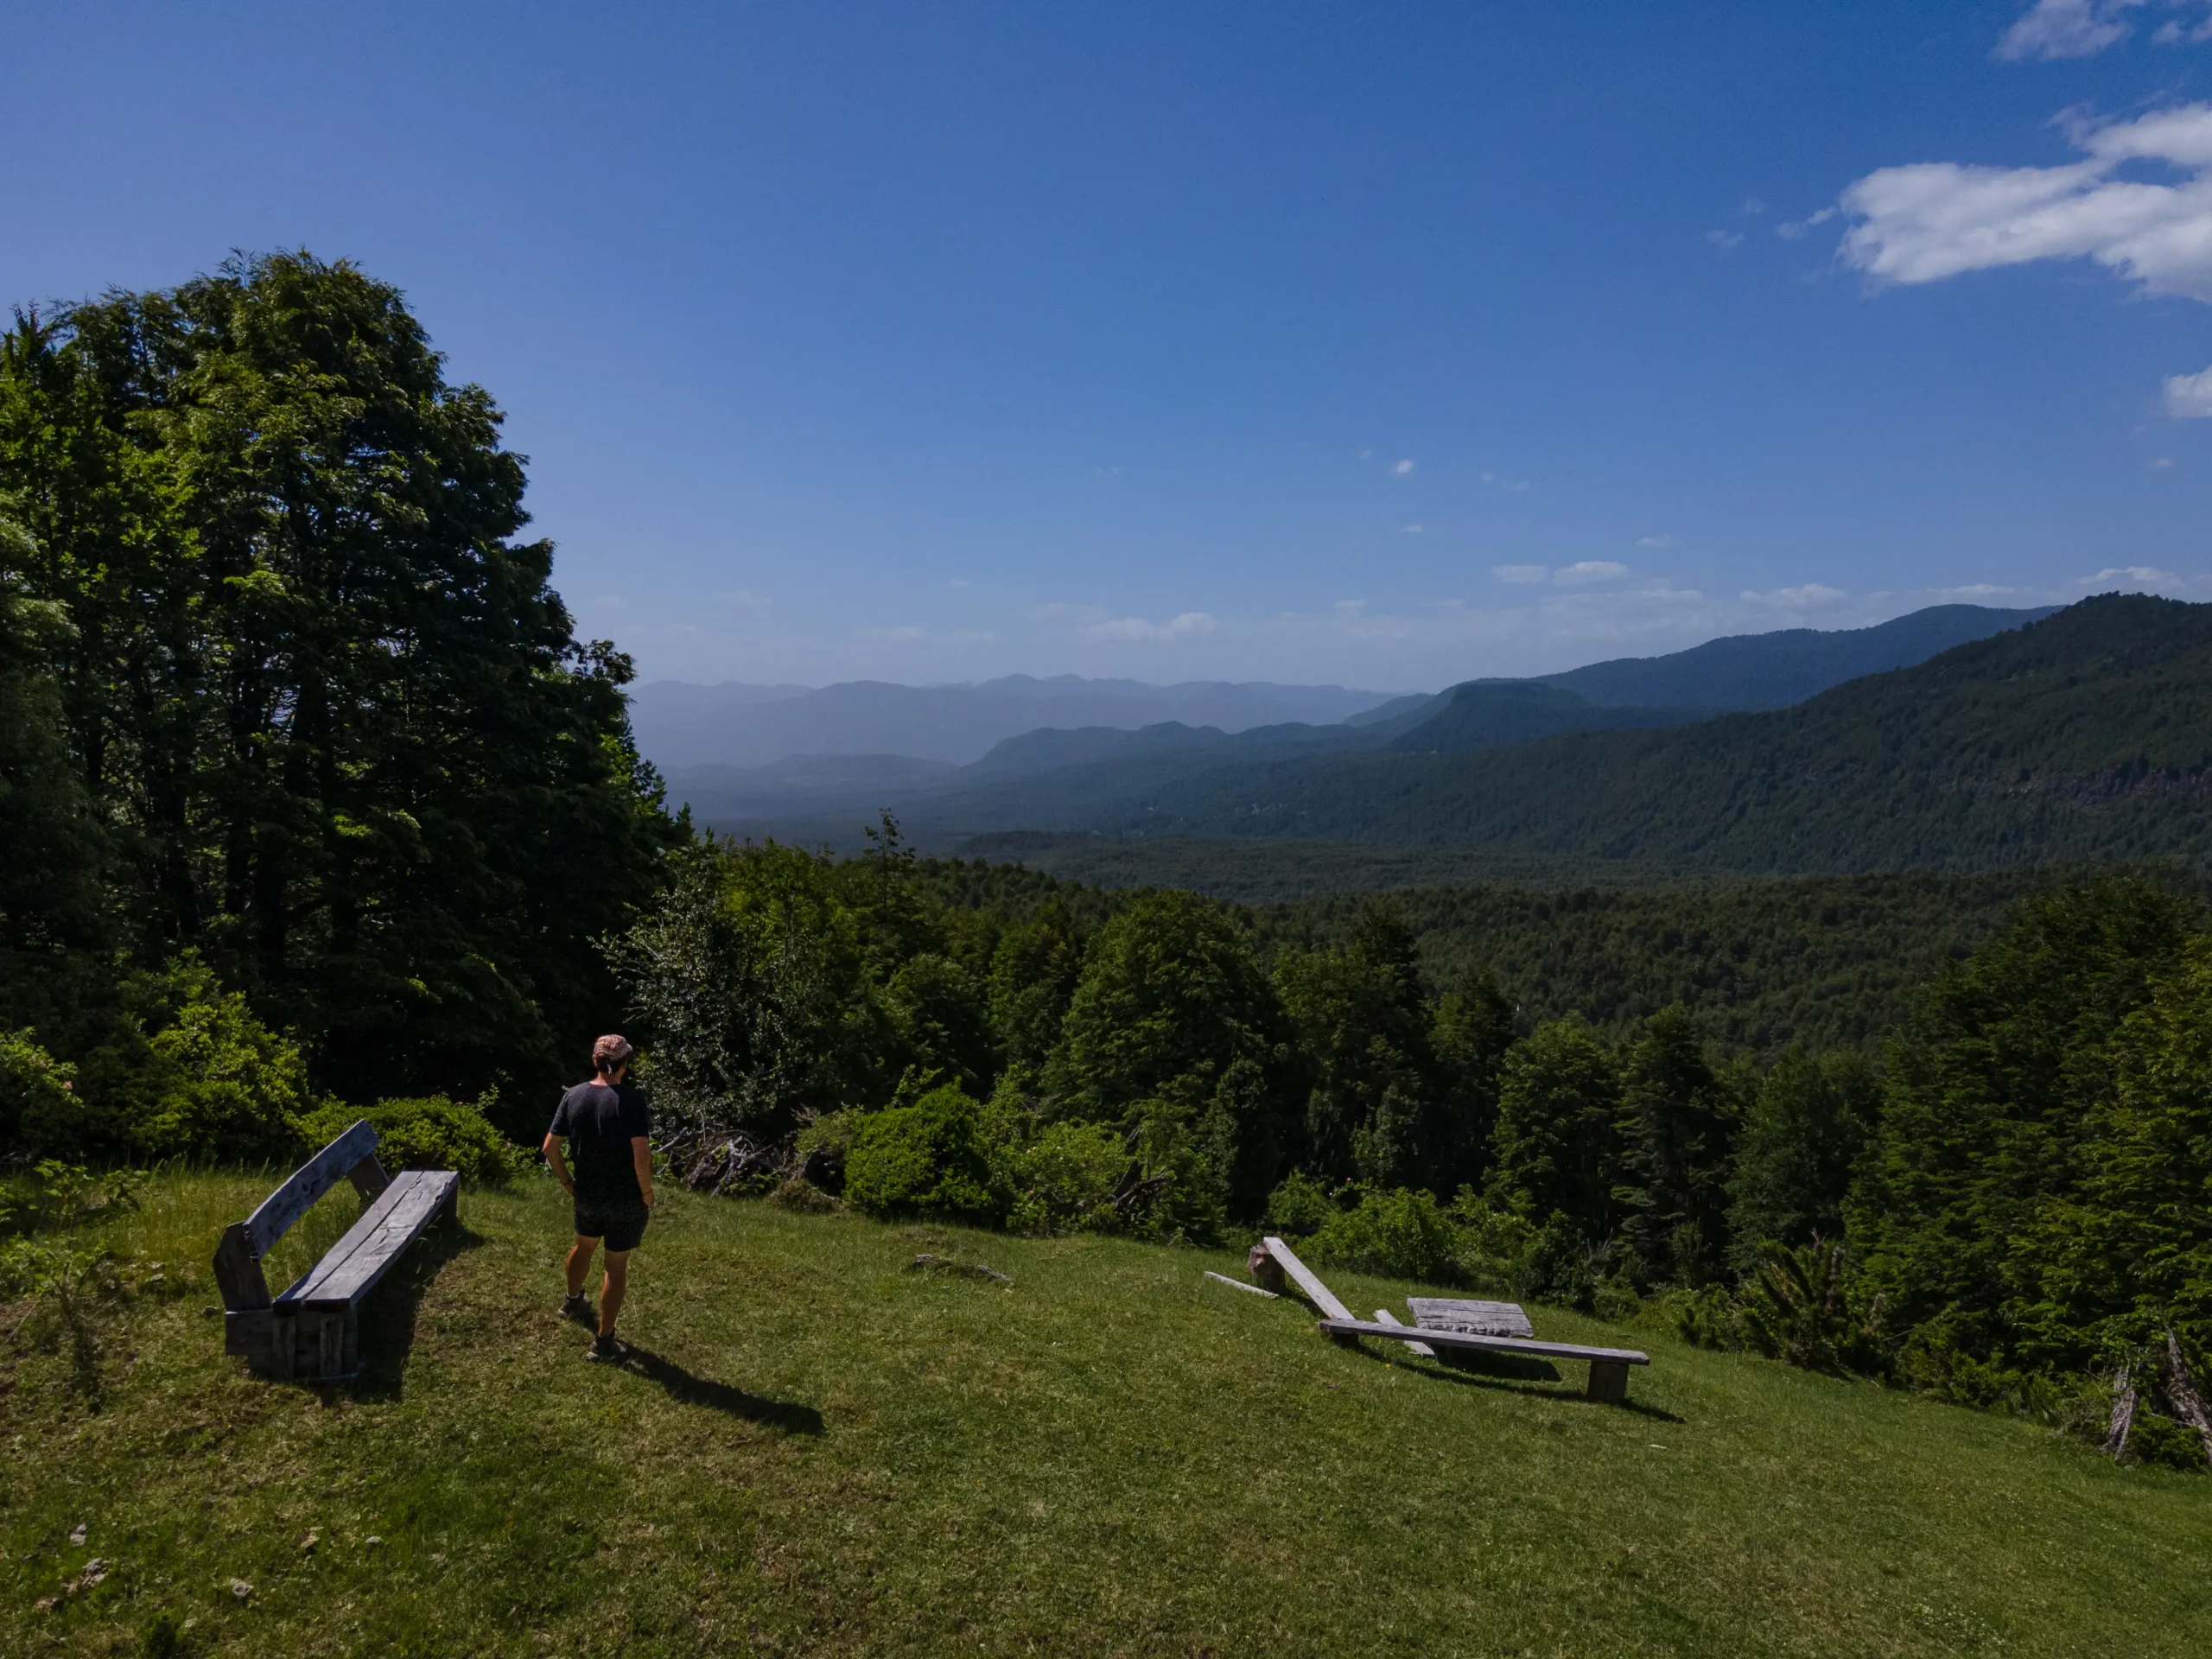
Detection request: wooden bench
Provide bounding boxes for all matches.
[211,1120,460,1381]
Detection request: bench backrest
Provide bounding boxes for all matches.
[241,1119,381,1258]
[213,1120,388,1313]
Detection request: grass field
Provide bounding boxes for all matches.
[5,1171,2209,1657]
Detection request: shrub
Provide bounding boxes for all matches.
[793,1109,861,1192]
[766,1177,839,1213]
[1305,1185,1461,1284]
[844,1085,1007,1225]
[1007,1119,1128,1235]
[0,1032,79,1160]
[37,957,312,1164]
[295,1094,526,1185]
[1262,1171,1338,1237]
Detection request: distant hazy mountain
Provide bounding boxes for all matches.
[1531,603,2060,710]
[631,675,1400,768]
[915,595,2212,874]
[655,601,2064,828]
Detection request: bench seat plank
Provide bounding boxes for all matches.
[1317,1318,1649,1366]
[276,1170,457,1312]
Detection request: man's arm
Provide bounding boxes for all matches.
[543,1133,575,1196]
[632,1138,655,1207]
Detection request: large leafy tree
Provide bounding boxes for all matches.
[1726,1047,1878,1271]
[1276,903,1441,1188]
[1615,1007,1742,1287]
[1487,1015,1623,1237]
[1848,877,2201,1385]
[0,252,679,1104]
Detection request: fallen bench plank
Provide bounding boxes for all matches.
[1375,1307,1437,1359]
[1260,1236,1357,1322]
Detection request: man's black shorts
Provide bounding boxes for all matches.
[574,1198,650,1253]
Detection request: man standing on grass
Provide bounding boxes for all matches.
[544,1034,654,1362]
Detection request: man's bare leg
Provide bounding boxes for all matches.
[567,1234,600,1297]
[599,1249,630,1338]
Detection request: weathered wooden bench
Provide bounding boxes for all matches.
[1253,1236,1650,1403]
[211,1120,459,1381]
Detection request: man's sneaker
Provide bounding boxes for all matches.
[585,1333,631,1363]
[560,1294,594,1326]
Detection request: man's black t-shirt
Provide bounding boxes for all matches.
[549,1082,652,1206]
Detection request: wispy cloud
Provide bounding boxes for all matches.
[1392,458,1415,476]
[2165,364,2212,415]
[1088,611,1217,643]
[1840,103,2212,302]
[1705,229,1745,251]
[1741,582,1848,607]
[1776,207,1836,240]
[1400,523,1426,535]
[1491,564,1548,584]
[1636,533,1678,550]
[2082,563,2178,583]
[1554,561,1631,586]
[1996,0,2145,60]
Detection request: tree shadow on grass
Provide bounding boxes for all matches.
[607,1346,826,1435]
[340,1211,486,1403]
[1344,1340,1688,1422]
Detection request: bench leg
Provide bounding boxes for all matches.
[1586,1360,1630,1404]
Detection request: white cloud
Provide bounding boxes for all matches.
[1392,458,1415,475]
[2165,363,2212,415]
[1334,599,1369,619]
[2154,12,2212,44]
[714,588,772,607]
[2152,454,2177,467]
[1636,533,1678,550]
[1400,523,1426,535]
[1776,207,1836,240]
[1491,563,1548,584]
[1705,229,1745,251]
[1741,582,1849,607]
[1554,561,1630,586]
[1743,196,1769,216]
[2082,564,2178,583]
[1839,102,2212,302]
[1996,0,2145,60]
[1087,611,1217,643]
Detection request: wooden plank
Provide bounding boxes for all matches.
[1408,1297,1535,1340]
[212,1223,271,1313]
[347,1154,391,1203]
[1205,1270,1279,1298]
[1316,1319,1649,1366]
[1375,1307,1437,1359]
[1260,1236,1357,1323]
[242,1119,379,1258]
[279,1171,457,1311]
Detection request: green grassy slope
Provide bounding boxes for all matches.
[8,1173,2208,1656]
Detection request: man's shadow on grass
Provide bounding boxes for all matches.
[341,1210,486,1403]
[1345,1340,1688,1423]
[603,1345,825,1435]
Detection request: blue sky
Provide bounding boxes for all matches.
[5,1,2212,690]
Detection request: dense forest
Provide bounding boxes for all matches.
[4,252,2208,1469]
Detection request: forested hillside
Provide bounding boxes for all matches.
[859,595,2212,875]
